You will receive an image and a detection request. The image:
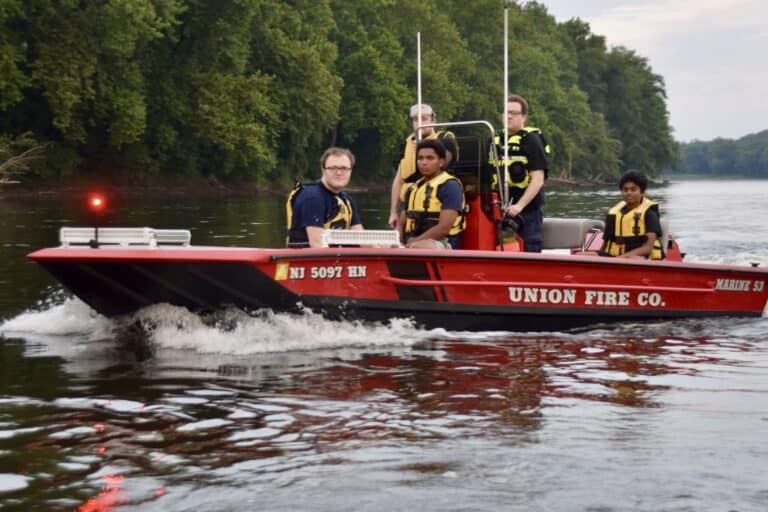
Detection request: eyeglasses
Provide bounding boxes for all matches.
[324,166,352,173]
[506,111,523,116]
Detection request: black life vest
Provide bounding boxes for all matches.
[491,126,550,189]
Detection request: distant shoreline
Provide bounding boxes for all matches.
[0,177,590,200]
[3,174,762,201]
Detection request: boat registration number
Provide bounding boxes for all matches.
[274,263,368,280]
[310,266,343,279]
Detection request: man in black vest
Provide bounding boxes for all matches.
[493,94,549,252]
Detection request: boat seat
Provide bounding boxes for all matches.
[542,218,605,250]
[660,218,670,251]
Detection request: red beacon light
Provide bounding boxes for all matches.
[88,193,107,213]
[86,193,108,248]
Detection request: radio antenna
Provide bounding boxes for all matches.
[502,4,510,207]
[416,32,423,141]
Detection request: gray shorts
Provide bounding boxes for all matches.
[429,239,452,250]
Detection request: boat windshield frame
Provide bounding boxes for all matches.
[413,120,507,209]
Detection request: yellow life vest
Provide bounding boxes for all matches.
[399,130,457,184]
[403,171,465,238]
[285,182,353,248]
[602,198,664,260]
[491,126,549,189]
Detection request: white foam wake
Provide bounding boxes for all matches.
[0,296,113,339]
[134,304,436,354]
[1,296,445,355]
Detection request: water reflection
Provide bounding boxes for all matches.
[2,314,765,509]
[2,181,768,510]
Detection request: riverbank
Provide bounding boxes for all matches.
[1,174,612,201]
[0,175,279,200]
[8,169,725,201]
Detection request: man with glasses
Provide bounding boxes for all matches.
[286,147,363,248]
[387,103,457,229]
[491,94,549,252]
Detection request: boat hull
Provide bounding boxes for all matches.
[28,246,768,331]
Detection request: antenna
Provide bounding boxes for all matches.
[502,4,510,208]
[416,32,423,141]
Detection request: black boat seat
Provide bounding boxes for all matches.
[542,218,604,250]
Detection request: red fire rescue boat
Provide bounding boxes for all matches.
[26,127,768,331]
[27,203,768,332]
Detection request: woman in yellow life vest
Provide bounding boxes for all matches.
[401,139,465,250]
[600,170,665,259]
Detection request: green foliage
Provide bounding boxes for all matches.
[27,0,183,147]
[0,132,80,181]
[0,0,682,185]
[0,132,38,180]
[563,20,677,178]
[248,0,342,181]
[329,0,478,179]
[676,130,768,177]
[0,0,29,111]
[329,0,409,178]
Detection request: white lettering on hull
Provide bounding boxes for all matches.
[585,290,631,306]
[509,287,577,304]
[715,278,752,291]
[278,264,369,280]
[347,265,367,278]
[508,287,666,308]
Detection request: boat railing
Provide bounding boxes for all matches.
[415,120,508,207]
[59,227,191,247]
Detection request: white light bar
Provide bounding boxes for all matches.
[60,227,191,247]
[321,229,402,248]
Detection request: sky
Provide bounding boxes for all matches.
[541,0,768,141]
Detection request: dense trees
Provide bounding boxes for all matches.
[675,130,768,177]
[0,0,680,186]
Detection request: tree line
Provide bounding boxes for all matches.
[674,130,768,177]
[0,0,678,186]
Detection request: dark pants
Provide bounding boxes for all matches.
[518,207,543,253]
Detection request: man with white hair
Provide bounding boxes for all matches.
[387,103,457,229]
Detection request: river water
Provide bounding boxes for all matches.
[1,179,767,511]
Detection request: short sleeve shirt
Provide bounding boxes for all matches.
[520,132,548,175]
[291,181,361,229]
[436,178,464,212]
[643,206,662,237]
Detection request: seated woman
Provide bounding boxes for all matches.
[598,169,664,259]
